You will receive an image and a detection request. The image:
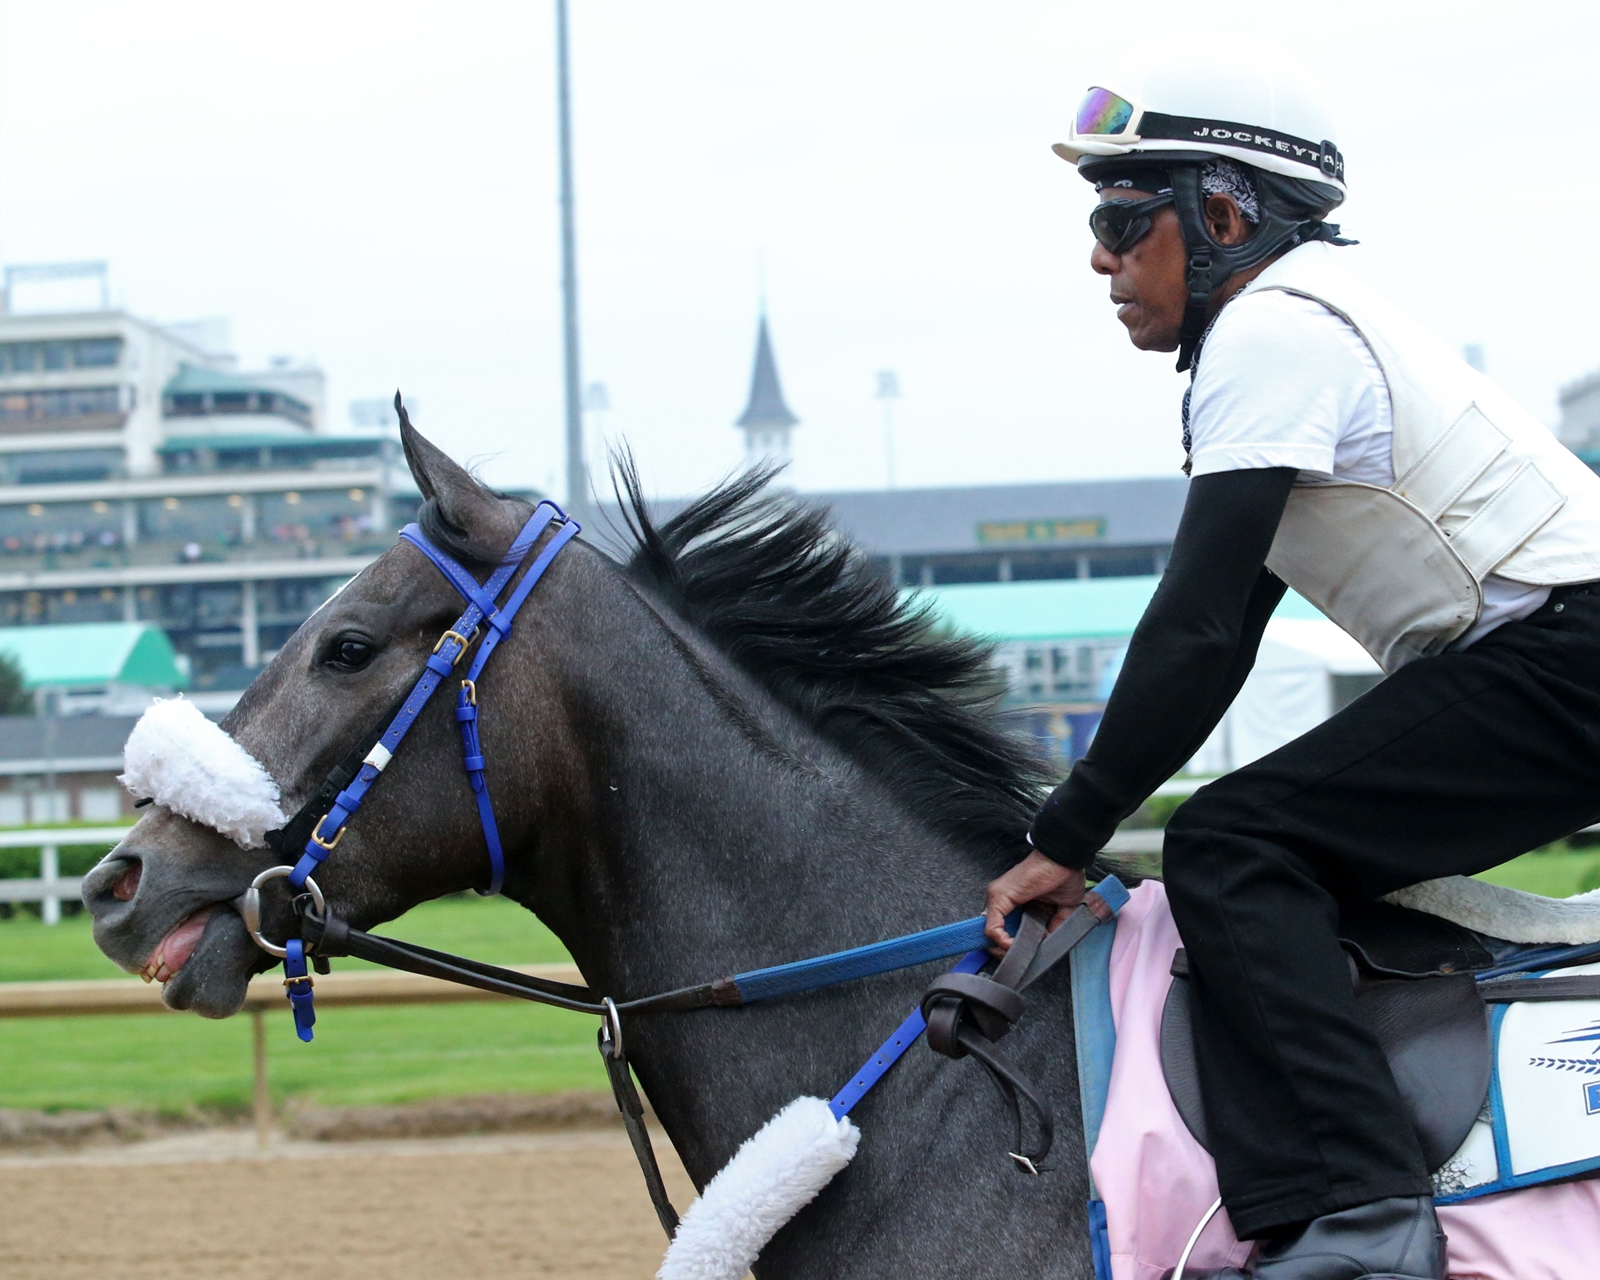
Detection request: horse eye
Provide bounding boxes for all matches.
[329,636,374,670]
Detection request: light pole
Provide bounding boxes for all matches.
[876,370,901,490]
[555,0,586,517]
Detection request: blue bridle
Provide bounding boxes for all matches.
[245,496,1132,1229]
[273,501,580,1039]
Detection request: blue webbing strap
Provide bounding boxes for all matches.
[1474,939,1600,980]
[1071,905,1121,1280]
[733,915,991,1003]
[819,883,1132,1177]
[828,948,988,1120]
[821,878,1129,1203]
[453,519,581,896]
[286,504,565,890]
[1087,1200,1113,1280]
[283,937,316,1042]
[461,519,579,687]
[280,503,574,1039]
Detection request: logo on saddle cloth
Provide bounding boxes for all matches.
[1527,1018,1600,1113]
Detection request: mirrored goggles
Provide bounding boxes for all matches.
[1070,85,1347,185]
[1075,86,1145,138]
[1087,193,1174,254]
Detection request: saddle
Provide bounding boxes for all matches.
[1160,901,1500,1173]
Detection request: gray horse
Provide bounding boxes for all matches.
[85,422,1098,1277]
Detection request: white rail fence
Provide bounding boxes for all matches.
[0,826,132,924]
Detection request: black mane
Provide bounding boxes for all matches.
[615,463,1048,866]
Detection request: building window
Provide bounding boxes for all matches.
[0,344,43,375]
[3,448,125,485]
[1087,551,1160,578]
[140,493,239,545]
[0,497,124,557]
[0,386,123,425]
[27,791,68,824]
[163,386,311,428]
[78,788,123,821]
[71,338,122,368]
[0,337,123,374]
[993,637,1129,705]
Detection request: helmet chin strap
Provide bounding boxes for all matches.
[1168,164,1332,372]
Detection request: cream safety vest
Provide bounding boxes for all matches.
[1229,244,1600,672]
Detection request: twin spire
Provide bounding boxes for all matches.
[735,314,798,468]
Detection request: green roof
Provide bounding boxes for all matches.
[159,433,374,453]
[162,362,300,400]
[0,623,188,690]
[910,576,1324,643]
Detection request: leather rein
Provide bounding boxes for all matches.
[234,499,1129,1239]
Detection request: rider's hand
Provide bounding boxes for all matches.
[985,850,1087,954]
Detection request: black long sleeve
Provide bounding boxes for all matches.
[1028,467,1297,869]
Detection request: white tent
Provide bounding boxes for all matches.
[1188,617,1382,775]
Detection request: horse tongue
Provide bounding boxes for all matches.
[147,907,217,983]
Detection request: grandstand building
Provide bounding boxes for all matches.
[0,285,403,698]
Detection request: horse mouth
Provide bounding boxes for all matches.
[139,905,221,985]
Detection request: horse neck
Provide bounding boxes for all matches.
[503,569,1091,1277]
[523,581,999,1167]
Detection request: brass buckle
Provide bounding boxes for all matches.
[432,627,477,666]
[309,816,345,851]
[461,678,477,706]
[283,974,315,989]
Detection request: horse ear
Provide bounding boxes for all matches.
[394,392,496,534]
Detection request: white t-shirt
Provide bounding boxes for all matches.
[1186,288,1549,648]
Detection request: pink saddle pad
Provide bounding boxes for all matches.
[1092,882,1600,1280]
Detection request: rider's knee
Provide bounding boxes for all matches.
[1161,781,1267,907]
[1164,781,1250,851]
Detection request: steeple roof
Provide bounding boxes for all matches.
[735,315,799,429]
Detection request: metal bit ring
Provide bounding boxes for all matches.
[600,996,625,1061]
[236,865,324,959]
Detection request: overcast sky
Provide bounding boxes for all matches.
[2,1,1597,502]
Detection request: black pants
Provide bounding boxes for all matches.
[1163,583,1600,1239]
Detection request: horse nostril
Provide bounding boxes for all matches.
[112,861,142,902]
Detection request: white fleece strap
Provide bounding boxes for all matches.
[1386,875,1600,946]
[119,697,287,849]
[657,1096,858,1280]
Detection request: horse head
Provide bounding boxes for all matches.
[82,416,598,1017]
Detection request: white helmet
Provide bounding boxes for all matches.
[1054,46,1347,196]
[1055,46,1351,371]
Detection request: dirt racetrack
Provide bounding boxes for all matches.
[0,1128,700,1280]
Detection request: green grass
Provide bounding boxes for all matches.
[0,894,603,1113]
[1475,846,1600,898]
[4,848,1599,1116]
[0,1001,604,1113]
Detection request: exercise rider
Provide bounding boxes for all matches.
[985,53,1600,1280]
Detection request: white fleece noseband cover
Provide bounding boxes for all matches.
[120,697,286,848]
